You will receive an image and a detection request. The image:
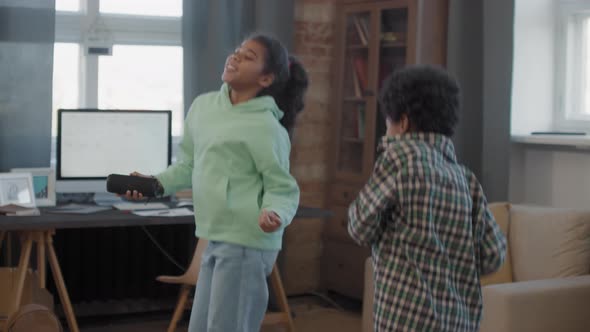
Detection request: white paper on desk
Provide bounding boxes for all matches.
[132,208,194,217]
[113,202,169,211]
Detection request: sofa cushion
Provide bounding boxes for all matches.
[510,205,590,282]
[481,202,513,285]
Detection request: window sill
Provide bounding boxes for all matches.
[511,134,590,149]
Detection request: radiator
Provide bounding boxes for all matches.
[48,224,195,316]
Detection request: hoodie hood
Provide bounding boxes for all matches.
[219,83,284,120]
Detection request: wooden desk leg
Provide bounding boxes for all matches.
[36,232,46,289]
[5,233,12,266]
[13,233,33,313]
[268,265,296,332]
[0,231,5,251]
[45,231,80,332]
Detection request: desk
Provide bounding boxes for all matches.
[0,206,331,332]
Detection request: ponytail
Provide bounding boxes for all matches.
[249,34,309,137]
[276,55,308,135]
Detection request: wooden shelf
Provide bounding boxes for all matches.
[381,41,406,48]
[327,0,449,302]
[343,97,366,102]
[347,44,369,50]
[342,137,364,143]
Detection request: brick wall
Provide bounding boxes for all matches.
[291,0,337,208]
[280,0,338,295]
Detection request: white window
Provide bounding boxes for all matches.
[52,0,183,136]
[56,0,80,12]
[98,45,183,121]
[555,1,590,130]
[100,0,182,17]
[52,43,80,135]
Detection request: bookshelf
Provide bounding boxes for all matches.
[322,0,449,300]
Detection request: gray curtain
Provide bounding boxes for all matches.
[182,0,294,110]
[447,0,484,178]
[481,0,514,202]
[0,0,55,171]
[447,0,513,202]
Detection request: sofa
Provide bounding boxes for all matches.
[362,203,590,332]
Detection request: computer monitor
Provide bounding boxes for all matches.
[56,109,171,193]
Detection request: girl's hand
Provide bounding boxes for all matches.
[259,209,282,233]
[121,171,150,200]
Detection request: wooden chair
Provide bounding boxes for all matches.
[156,239,295,332]
[156,239,208,332]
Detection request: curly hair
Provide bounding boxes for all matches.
[379,65,460,137]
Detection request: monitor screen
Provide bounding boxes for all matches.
[57,109,171,183]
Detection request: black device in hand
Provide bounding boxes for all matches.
[106,174,161,197]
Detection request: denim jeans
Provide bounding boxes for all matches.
[188,241,279,332]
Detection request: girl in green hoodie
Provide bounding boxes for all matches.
[126,34,308,332]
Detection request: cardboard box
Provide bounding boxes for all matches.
[0,268,54,319]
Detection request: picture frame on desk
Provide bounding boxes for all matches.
[10,167,55,207]
[0,172,36,208]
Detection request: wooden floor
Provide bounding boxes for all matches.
[78,295,362,332]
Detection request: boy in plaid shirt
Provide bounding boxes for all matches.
[348,65,507,332]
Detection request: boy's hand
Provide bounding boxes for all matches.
[259,209,282,233]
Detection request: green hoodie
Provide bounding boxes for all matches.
[156,83,299,250]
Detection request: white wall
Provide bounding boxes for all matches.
[510,0,555,135]
[510,144,590,208]
[509,0,590,208]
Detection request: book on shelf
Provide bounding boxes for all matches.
[352,16,367,46]
[353,57,368,91]
[351,61,362,98]
[357,104,366,139]
[359,17,370,42]
[0,204,40,216]
[342,102,366,140]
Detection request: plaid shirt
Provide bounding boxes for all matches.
[348,132,507,332]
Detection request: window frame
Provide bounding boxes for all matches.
[555,1,590,130]
[54,0,182,129]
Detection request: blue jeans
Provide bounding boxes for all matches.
[188,241,279,332]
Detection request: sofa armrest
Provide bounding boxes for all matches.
[480,275,590,332]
